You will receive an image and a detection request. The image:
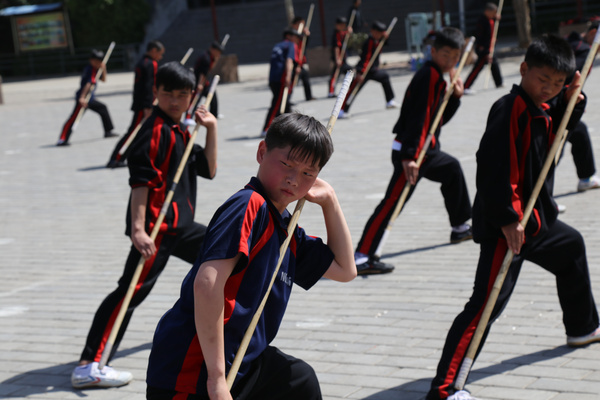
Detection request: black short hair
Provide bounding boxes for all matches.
[90,49,104,60]
[525,34,575,75]
[283,28,302,39]
[336,16,348,25]
[485,2,498,11]
[210,40,224,52]
[372,21,387,32]
[265,113,333,170]
[291,16,304,25]
[146,40,164,52]
[155,61,195,92]
[433,27,465,50]
[588,20,599,32]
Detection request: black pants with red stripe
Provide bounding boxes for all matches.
[355,149,472,256]
[58,98,114,144]
[80,223,206,363]
[341,68,395,113]
[464,53,502,89]
[107,110,145,164]
[564,120,596,179]
[262,81,292,133]
[147,346,321,400]
[427,220,599,399]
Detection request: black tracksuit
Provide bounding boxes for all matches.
[192,50,219,116]
[108,54,158,164]
[427,85,598,399]
[355,61,471,256]
[80,106,212,364]
[464,14,503,89]
[340,35,395,112]
[328,28,352,96]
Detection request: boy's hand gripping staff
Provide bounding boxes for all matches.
[226,70,355,389]
[71,42,115,132]
[454,29,600,392]
[373,37,475,259]
[117,49,195,157]
[345,17,397,108]
[98,76,220,370]
[331,9,356,94]
[483,0,504,89]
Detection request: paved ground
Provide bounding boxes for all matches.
[1,49,600,400]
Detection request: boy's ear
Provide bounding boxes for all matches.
[520,61,528,77]
[256,140,267,164]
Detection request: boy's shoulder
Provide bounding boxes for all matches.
[410,61,441,87]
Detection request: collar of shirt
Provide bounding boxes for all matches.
[244,177,292,232]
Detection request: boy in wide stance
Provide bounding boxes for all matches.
[146,113,356,399]
[427,35,599,400]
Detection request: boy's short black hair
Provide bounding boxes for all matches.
[291,16,305,24]
[485,2,498,11]
[283,27,302,39]
[210,40,225,52]
[265,113,334,170]
[146,40,164,52]
[372,21,387,32]
[155,61,195,92]
[525,34,575,75]
[588,20,599,32]
[336,16,348,25]
[433,26,465,50]
[90,49,104,60]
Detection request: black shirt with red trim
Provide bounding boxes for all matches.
[125,106,212,236]
[472,84,586,242]
[131,54,158,111]
[393,60,460,160]
[473,14,494,56]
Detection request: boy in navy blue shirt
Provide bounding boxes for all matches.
[427,35,599,400]
[146,113,356,399]
[57,49,117,146]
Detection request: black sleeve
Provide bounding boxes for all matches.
[192,144,212,179]
[128,117,169,188]
[142,60,155,109]
[442,95,461,125]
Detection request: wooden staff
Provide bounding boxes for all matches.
[180,47,194,66]
[117,48,195,157]
[71,42,116,132]
[98,76,220,370]
[483,0,504,89]
[280,22,304,114]
[331,9,356,94]
[291,4,315,90]
[373,37,475,259]
[226,70,355,389]
[454,29,600,392]
[345,17,397,107]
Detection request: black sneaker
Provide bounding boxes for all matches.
[104,131,119,138]
[450,225,473,244]
[356,258,395,275]
[106,160,127,169]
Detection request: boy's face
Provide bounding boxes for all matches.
[154,85,192,121]
[371,29,384,40]
[256,141,320,213]
[90,58,102,69]
[431,46,461,73]
[520,62,567,107]
[149,48,165,62]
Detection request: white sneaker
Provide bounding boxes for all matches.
[577,175,600,192]
[338,109,350,119]
[567,325,600,347]
[71,362,133,389]
[447,389,480,400]
[463,88,476,95]
[386,99,399,109]
[557,204,567,213]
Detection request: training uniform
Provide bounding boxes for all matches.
[328,28,352,96]
[355,60,471,257]
[192,49,219,116]
[58,64,114,144]
[80,106,212,364]
[262,39,298,133]
[464,13,503,89]
[340,34,394,113]
[427,85,598,400]
[558,31,596,179]
[294,37,314,101]
[108,54,158,164]
[146,177,334,400]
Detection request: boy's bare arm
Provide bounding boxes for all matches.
[194,255,240,400]
[130,186,156,259]
[305,178,357,282]
[195,105,218,178]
